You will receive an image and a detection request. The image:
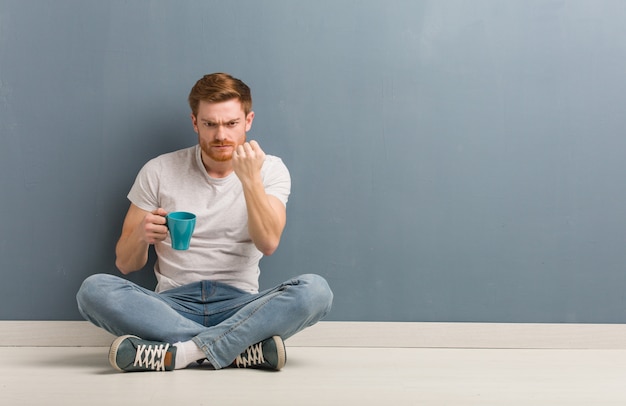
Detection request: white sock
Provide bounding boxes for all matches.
[173,340,207,369]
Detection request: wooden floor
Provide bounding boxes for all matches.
[2,345,626,405]
[3,322,626,405]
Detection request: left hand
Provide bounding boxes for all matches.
[232,140,266,183]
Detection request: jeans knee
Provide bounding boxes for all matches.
[296,274,334,319]
[76,274,120,315]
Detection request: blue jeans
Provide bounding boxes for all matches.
[76,273,333,369]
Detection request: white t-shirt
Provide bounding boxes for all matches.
[127,145,291,293]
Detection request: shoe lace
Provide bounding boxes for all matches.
[134,343,170,371]
[235,342,265,368]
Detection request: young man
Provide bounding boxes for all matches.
[77,73,333,372]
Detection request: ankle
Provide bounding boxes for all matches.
[173,340,206,369]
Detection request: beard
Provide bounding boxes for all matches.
[206,143,236,162]
[200,135,245,162]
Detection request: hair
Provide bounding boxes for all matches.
[188,72,252,117]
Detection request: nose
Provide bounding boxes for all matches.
[214,124,227,141]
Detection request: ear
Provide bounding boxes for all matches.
[245,111,255,132]
[190,113,199,133]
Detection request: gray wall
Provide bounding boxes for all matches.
[2,0,626,322]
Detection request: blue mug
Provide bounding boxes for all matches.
[166,211,196,250]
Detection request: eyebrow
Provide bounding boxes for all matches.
[200,118,240,123]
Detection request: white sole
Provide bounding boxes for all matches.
[108,335,139,372]
[273,336,286,370]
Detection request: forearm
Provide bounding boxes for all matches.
[242,178,285,256]
[232,140,286,255]
[115,232,149,275]
[114,205,168,274]
[115,230,150,274]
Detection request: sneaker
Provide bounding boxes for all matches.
[109,335,177,372]
[233,336,286,370]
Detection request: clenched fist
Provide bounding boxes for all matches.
[232,140,266,184]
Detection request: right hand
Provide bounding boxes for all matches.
[141,208,169,244]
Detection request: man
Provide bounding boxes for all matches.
[76,72,333,372]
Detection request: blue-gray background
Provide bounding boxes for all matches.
[2,0,626,322]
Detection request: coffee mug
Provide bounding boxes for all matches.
[166,211,196,250]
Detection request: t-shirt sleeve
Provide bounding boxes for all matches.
[262,156,291,207]
[127,158,161,212]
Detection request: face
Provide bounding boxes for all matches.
[191,99,254,164]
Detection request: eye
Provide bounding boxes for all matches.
[203,122,216,128]
[227,121,238,127]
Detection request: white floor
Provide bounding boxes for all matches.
[3,345,626,405]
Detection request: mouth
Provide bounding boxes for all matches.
[211,144,235,150]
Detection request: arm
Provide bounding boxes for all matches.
[115,204,168,274]
[232,140,287,256]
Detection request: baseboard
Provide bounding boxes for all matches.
[2,321,626,348]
